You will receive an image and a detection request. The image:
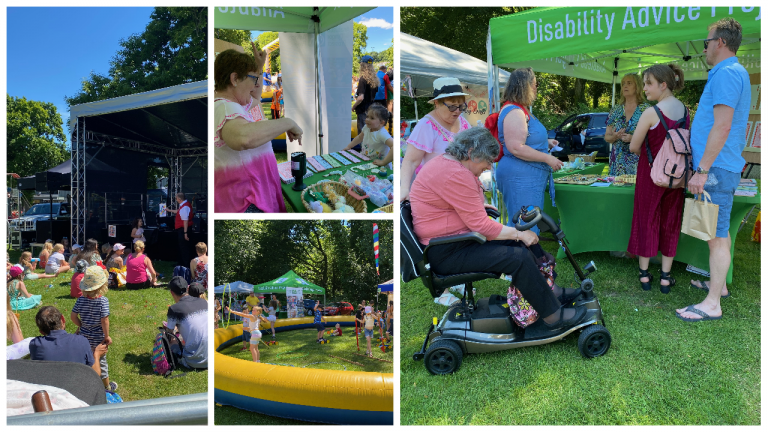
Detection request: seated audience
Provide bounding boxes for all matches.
[166,277,208,369]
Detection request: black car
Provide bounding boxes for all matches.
[548,112,610,158]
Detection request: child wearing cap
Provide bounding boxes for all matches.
[7,266,42,311]
[71,266,116,391]
[104,243,126,270]
[68,244,82,269]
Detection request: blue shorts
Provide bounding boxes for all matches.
[364,328,374,338]
[703,167,741,238]
[242,330,251,342]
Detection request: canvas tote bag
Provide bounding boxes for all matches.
[681,191,719,241]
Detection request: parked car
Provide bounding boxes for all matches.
[548,112,610,158]
[324,301,354,316]
[10,202,71,231]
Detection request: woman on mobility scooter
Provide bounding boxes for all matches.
[409,127,585,329]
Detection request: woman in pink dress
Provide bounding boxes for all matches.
[400,77,472,202]
[214,43,304,213]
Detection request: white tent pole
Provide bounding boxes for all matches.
[314,16,323,156]
[414,100,419,120]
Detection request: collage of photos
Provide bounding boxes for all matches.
[3,4,762,428]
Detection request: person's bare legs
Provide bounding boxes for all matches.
[37,274,56,279]
[250,343,260,362]
[17,284,33,298]
[56,264,70,276]
[676,235,730,319]
[366,335,372,356]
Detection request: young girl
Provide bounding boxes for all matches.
[76,239,103,266]
[17,252,56,280]
[265,299,278,339]
[190,242,208,289]
[239,306,251,351]
[104,243,126,270]
[357,310,376,357]
[101,243,112,261]
[68,244,82,268]
[214,297,222,329]
[71,266,115,391]
[226,305,268,363]
[38,241,53,269]
[376,310,386,339]
[130,218,146,244]
[45,243,71,275]
[344,104,394,167]
[7,266,42,311]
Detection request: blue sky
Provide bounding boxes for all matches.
[252,7,393,55]
[7,7,155,145]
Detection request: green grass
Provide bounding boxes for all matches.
[7,249,208,402]
[400,211,761,425]
[215,325,393,425]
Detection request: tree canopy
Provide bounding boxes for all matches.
[214,220,393,304]
[353,21,368,75]
[6,95,68,178]
[65,7,207,108]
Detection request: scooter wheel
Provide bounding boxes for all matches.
[424,339,463,375]
[577,325,611,358]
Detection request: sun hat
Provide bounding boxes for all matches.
[427,77,470,103]
[80,266,108,292]
[9,266,23,279]
[112,243,126,251]
[75,259,89,274]
[361,55,374,64]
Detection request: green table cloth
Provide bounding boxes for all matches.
[281,158,393,213]
[553,182,760,284]
[544,163,606,221]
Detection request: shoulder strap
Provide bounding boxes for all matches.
[652,105,670,133]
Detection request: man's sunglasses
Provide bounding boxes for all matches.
[703,37,720,49]
[442,101,468,112]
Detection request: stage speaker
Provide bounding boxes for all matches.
[36,220,70,244]
[35,172,67,192]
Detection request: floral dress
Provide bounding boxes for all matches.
[606,102,651,176]
[193,257,208,289]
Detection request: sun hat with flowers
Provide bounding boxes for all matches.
[80,266,108,292]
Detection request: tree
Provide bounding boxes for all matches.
[352,21,368,75]
[6,95,68,178]
[256,31,280,73]
[65,7,207,107]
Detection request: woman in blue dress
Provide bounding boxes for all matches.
[7,266,42,311]
[496,68,563,235]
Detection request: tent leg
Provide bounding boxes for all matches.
[414,100,418,121]
[314,18,323,156]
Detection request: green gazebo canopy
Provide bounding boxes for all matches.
[489,7,761,83]
[214,7,374,33]
[252,270,326,295]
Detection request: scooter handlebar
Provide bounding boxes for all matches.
[513,206,542,231]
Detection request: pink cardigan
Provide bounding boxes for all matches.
[410,156,503,245]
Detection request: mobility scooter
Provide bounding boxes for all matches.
[401,201,611,375]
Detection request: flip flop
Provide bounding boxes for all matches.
[690,280,730,298]
[675,305,722,322]
[434,292,460,307]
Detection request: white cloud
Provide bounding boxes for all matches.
[358,18,393,30]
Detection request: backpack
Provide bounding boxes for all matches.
[484,102,530,163]
[151,327,186,378]
[646,105,692,189]
[173,266,191,284]
[507,252,557,328]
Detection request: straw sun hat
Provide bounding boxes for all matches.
[80,266,108,292]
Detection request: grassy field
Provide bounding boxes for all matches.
[400,211,761,425]
[215,325,393,425]
[7,249,208,402]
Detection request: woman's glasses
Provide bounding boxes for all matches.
[246,74,260,85]
[442,101,468,112]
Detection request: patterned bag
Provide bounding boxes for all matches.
[507,258,557,328]
[151,327,183,378]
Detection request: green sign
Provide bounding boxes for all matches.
[215,7,374,33]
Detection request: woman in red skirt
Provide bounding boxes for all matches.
[627,64,688,293]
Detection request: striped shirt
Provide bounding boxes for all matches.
[72,296,110,348]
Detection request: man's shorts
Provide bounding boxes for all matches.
[364,328,374,338]
[242,330,251,342]
[315,323,325,331]
[703,167,741,238]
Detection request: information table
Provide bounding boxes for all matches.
[553,182,760,284]
[281,157,393,213]
[545,163,606,221]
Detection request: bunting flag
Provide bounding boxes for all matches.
[373,223,379,275]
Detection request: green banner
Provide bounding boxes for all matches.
[490,7,761,82]
[214,7,373,33]
[252,270,325,295]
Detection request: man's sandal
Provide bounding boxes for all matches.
[675,305,722,322]
[690,280,730,298]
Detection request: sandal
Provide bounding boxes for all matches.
[659,270,676,294]
[690,280,730,298]
[542,305,587,330]
[434,292,460,307]
[638,267,653,291]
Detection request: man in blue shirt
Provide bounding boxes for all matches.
[677,18,751,322]
[29,306,108,377]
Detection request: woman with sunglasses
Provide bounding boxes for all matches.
[401,77,472,202]
[213,42,304,213]
[496,67,563,236]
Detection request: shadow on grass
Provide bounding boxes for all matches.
[123,352,156,375]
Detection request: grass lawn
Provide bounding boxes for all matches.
[215,325,393,425]
[400,211,761,425]
[7,249,208,402]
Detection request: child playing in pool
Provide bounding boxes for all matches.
[314,301,327,343]
[357,309,376,357]
[240,306,251,351]
[343,104,394,167]
[226,305,268,363]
